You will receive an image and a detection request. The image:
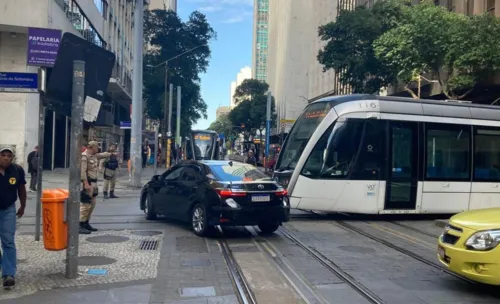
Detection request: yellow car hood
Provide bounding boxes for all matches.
[450,208,500,230]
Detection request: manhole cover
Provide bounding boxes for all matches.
[179,286,216,298]
[62,256,117,266]
[175,236,208,253]
[338,246,375,254]
[87,235,130,243]
[131,230,162,236]
[139,240,159,250]
[182,259,212,267]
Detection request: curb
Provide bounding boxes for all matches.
[435,220,448,228]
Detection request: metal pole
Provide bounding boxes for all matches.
[167,83,173,168]
[66,60,85,279]
[153,125,158,175]
[175,86,181,148]
[130,0,144,187]
[417,75,421,99]
[34,96,45,241]
[162,65,168,167]
[265,91,271,171]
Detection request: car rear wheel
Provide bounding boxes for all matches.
[192,204,211,237]
[144,193,157,220]
[258,222,280,234]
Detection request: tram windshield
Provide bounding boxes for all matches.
[192,132,216,160]
[275,101,334,171]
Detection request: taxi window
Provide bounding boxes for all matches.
[209,164,271,182]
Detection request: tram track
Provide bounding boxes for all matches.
[278,225,386,304]
[389,221,441,239]
[217,227,257,304]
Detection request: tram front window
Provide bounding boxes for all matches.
[276,102,334,171]
[193,134,214,160]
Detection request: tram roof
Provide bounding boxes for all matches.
[191,130,218,135]
[311,94,500,121]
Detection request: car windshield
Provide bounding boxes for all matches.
[275,101,334,171]
[193,133,214,160]
[209,164,272,182]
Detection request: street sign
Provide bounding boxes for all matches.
[0,72,39,93]
[120,121,131,129]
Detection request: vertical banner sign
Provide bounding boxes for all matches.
[27,27,62,67]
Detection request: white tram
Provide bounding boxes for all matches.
[273,94,500,214]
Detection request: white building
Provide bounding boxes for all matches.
[266,0,355,129]
[148,0,177,11]
[230,66,252,108]
[0,0,141,170]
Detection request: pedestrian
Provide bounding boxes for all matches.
[244,150,257,166]
[0,146,27,288]
[27,146,39,192]
[80,141,115,234]
[142,141,149,168]
[101,144,119,199]
[81,144,87,153]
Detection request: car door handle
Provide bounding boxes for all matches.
[493,184,499,188]
[443,183,450,188]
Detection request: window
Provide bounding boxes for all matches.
[350,120,385,180]
[425,123,470,180]
[163,167,184,181]
[301,119,364,179]
[473,127,500,182]
[487,0,495,15]
[209,164,270,182]
[181,167,200,182]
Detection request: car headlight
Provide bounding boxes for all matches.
[465,230,500,251]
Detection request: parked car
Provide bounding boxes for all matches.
[437,208,500,285]
[139,160,290,236]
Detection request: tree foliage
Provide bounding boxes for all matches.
[317,0,410,93]
[143,9,216,134]
[207,114,232,136]
[228,79,277,137]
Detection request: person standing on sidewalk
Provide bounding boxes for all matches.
[101,144,119,199]
[26,146,39,192]
[80,141,114,234]
[0,146,26,288]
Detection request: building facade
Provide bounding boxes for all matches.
[230,66,252,108]
[216,106,231,120]
[252,0,269,82]
[147,0,177,11]
[0,0,139,170]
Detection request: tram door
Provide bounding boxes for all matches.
[385,121,419,210]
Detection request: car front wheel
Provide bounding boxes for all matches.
[258,222,280,234]
[144,193,157,220]
[191,204,211,237]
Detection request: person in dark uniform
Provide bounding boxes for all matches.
[27,146,39,192]
[0,146,27,288]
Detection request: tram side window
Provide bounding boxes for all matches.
[350,120,385,180]
[473,127,500,182]
[301,119,364,179]
[425,124,470,180]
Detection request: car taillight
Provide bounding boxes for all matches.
[276,189,288,196]
[216,188,247,197]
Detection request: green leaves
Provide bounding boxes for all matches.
[143,9,216,135]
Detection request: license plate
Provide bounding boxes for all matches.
[252,194,270,202]
[438,245,445,259]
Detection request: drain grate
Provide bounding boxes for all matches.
[139,239,159,250]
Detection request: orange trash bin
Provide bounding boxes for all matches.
[41,189,69,251]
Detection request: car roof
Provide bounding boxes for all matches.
[199,160,246,166]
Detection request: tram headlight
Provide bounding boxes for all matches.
[465,230,500,251]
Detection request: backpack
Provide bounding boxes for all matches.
[31,153,39,170]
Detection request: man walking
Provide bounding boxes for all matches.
[102,144,119,199]
[27,146,39,191]
[80,141,114,234]
[0,146,27,288]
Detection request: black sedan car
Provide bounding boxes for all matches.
[139,160,290,236]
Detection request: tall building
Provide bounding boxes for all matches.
[0,0,141,170]
[252,0,269,81]
[230,66,252,108]
[216,106,231,120]
[147,0,177,11]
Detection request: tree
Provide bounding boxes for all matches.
[317,0,410,94]
[373,2,500,99]
[143,9,216,135]
[228,79,276,138]
[208,114,232,136]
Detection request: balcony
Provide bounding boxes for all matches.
[108,63,132,106]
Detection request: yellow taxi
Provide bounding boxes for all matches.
[437,208,500,285]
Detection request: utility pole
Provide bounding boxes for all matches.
[130,0,144,187]
[162,65,168,167]
[66,60,85,279]
[265,91,271,172]
[175,86,181,149]
[167,83,173,168]
[153,123,158,175]
[35,67,47,242]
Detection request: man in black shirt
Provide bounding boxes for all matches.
[27,146,39,191]
[0,146,26,288]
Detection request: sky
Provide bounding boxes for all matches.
[177,0,254,130]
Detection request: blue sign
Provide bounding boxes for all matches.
[0,72,38,93]
[120,121,131,129]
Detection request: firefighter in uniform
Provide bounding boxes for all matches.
[102,144,119,199]
[80,141,115,234]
